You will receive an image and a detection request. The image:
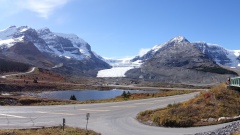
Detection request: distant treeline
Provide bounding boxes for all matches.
[0,59,30,73]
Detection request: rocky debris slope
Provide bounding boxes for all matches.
[193,121,240,135]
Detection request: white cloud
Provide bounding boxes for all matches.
[16,0,71,18]
[138,48,150,57]
[0,0,71,19]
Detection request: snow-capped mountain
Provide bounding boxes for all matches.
[193,42,240,68]
[126,36,238,84]
[132,36,240,68]
[131,36,190,63]
[0,26,110,76]
[0,26,51,52]
[97,36,239,79]
[37,28,93,60]
[0,26,99,60]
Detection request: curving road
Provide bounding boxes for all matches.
[0,67,36,79]
[0,92,236,135]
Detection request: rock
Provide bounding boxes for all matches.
[193,121,240,135]
[201,119,208,122]
[218,117,231,121]
[208,118,216,122]
[234,115,240,119]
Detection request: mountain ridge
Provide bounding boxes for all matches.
[125,36,239,84]
[131,36,240,68]
[0,26,111,76]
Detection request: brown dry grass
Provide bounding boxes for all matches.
[137,84,240,127]
[0,126,99,135]
[232,131,240,135]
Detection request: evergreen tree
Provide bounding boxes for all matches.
[121,91,127,99]
[70,95,77,100]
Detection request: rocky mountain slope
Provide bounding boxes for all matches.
[0,26,110,76]
[126,36,238,85]
[132,37,240,68]
[193,42,240,67]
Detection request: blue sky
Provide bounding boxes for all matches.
[0,0,239,58]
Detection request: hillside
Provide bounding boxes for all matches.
[137,84,240,127]
[0,58,30,73]
[126,36,237,85]
[0,26,110,76]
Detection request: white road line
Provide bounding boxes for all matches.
[0,121,55,126]
[0,113,27,118]
[36,111,75,116]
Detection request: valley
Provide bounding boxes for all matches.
[1,26,240,134]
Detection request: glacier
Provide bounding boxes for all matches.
[97,57,142,77]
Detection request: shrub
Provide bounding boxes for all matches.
[33,79,38,83]
[70,95,77,100]
[139,84,240,127]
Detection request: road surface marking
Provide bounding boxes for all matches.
[0,121,55,126]
[0,113,26,118]
[111,105,136,108]
[78,109,111,112]
[36,111,75,116]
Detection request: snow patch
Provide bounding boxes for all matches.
[152,44,163,52]
[54,32,91,58]
[138,48,151,57]
[170,36,186,43]
[19,28,28,32]
[64,56,71,59]
[0,36,24,48]
[0,38,15,46]
[0,26,17,40]
[233,50,240,57]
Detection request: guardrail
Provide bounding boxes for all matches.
[230,76,240,87]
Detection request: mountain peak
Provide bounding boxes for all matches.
[169,36,189,43]
[9,25,17,29]
[37,27,51,35]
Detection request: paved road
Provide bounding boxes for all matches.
[0,67,36,79]
[107,84,208,91]
[0,92,236,135]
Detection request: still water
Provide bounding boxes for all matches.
[36,89,160,101]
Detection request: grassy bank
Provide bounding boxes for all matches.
[0,126,99,135]
[0,90,196,106]
[233,131,240,135]
[137,84,240,127]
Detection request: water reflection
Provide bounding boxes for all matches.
[36,89,161,101]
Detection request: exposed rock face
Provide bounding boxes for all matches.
[126,36,237,85]
[193,42,240,67]
[0,26,111,76]
[6,41,54,67]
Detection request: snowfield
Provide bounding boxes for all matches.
[97,57,142,77]
[97,67,134,77]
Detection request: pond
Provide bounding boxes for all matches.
[34,89,161,101]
